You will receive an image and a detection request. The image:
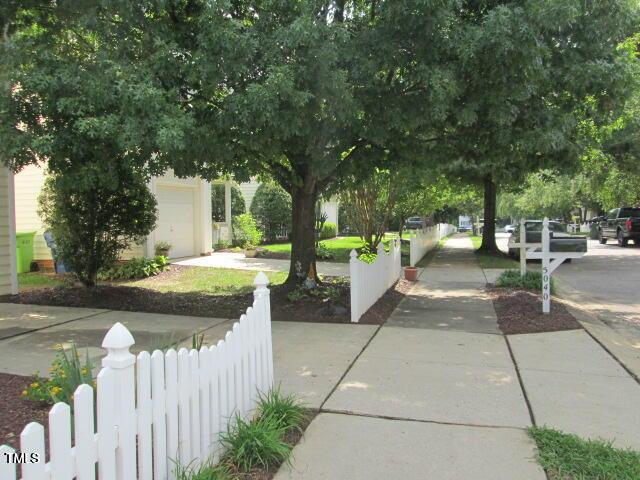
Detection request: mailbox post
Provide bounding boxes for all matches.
[524,217,587,314]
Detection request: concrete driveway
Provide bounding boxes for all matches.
[174,252,350,277]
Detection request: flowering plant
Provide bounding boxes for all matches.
[22,342,95,405]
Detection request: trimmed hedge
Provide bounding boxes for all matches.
[250,182,291,242]
[319,221,337,239]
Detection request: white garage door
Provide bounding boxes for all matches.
[157,187,195,258]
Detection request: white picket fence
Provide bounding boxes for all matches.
[0,272,274,480]
[408,223,456,266]
[349,239,402,323]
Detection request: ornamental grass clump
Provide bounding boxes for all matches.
[495,269,555,293]
[220,414,292,472]
[21,342,94,405]
[257,388,307,433]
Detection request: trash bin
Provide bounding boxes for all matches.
[15,231,36,273]
[43,230,73,274]
[589,222,599,240]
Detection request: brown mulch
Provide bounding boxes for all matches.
[0,373,50,450]
[488,287,582,335]
[0,276,410,327]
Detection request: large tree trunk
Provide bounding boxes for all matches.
[288,182,319,285]
[479,174,498,252]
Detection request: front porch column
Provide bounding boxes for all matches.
[224,180,233,242]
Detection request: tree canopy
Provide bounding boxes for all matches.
[2,0,638,279]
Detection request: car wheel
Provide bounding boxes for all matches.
[598,231,607,244]
[617,230,628,247]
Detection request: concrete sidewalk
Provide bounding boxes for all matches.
[276,234,640,479]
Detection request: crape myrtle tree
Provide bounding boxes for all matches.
[435,1,638,252]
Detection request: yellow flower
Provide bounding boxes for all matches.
[81,368,88,375]
[21,390,28,397]
[50,386,62,395]
[30,382,39,388]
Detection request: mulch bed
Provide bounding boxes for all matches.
[0,373,50,450]
[0,277,410,327]
[488,287,582,335]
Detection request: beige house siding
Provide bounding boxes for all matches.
[13,167,210,266]
[0,167,18,294]
[14,164,52,261]
[238,179,260,211]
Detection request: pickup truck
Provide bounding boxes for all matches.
[598,207,640,247]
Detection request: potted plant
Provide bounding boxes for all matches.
[404,266,419,281]
[243,243,257,258]
[154,241,172,258]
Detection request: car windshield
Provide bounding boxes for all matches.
[619,208,640,218]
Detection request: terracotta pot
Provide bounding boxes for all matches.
[244,249,257,258]
[404,266,419,281]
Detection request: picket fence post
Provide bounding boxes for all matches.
[253,271,273,390]
[101,322,137,480]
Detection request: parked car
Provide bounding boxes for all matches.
[404,216,423,230]
[598,207,640,247]
[507,220,585,261]
[458,224,471,232]
[504,224,516,234]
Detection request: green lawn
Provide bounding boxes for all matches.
[18,272,65,290]
[529,426,640,479]
[263,234,417,264]
[468,234,519,269]
[263,236,366,263]
[125,267,287,295]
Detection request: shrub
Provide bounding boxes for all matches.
[232,213,263,248]
[319,221,337,239]
[214,240,231,250]
[98,256,169,280]
[495,269,555,293]
[22,343,94,405]
[250,182,292,242]
[316,242,334,260]
[221,414,291,471]
[257,388,307,433]
[211,183,246,222]
[38,165,157,287]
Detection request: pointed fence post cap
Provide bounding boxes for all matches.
[102,322,135,349]
[349,249,358,259]
[253,271,270,287]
